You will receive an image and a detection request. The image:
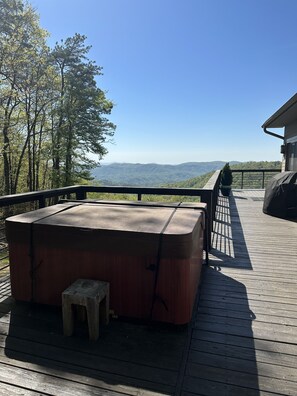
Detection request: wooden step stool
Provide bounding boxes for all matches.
[62,279,110,341]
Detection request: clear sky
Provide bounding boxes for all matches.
[31,0,297,164]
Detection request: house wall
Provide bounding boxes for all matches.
[285,120,297,140]
[281,155,286,172]
[284,121,297,171]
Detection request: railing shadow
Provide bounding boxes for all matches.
[210,193,253,269]
[185,266,259,394]
[186,191,259,393]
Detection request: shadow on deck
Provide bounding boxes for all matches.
[1,190,297,395]
[210,193,253,269]
[181,192,259,395]
[0,283,188,395]
[183,190,297,396]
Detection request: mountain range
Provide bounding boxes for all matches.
[91,161,240,186]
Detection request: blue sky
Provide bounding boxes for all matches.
[31,0,297,164]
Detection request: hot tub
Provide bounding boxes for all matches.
[6,201,205,324]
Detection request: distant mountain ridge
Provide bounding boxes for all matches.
[91,161,240,186]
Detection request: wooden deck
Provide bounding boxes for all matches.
[184,190,297,396]
[0,190,297,395]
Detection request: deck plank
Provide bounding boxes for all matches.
[0,278,185,395]
[181,190,297,396]
[1,189,297,395]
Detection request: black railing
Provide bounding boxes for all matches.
[0,170,222,278]
[231,169,281,189]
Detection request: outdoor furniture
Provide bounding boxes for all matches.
[62,279,109,341]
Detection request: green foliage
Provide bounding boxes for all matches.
[50,34,115,187]
[86,192,200,203]
[86,170,216,203]
[231,161,281,170]
[221,163,233,186]
[231,161,281,189]
[163,171,215,189]
[0,0,115,195]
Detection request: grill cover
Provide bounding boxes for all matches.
[263,171,297,218]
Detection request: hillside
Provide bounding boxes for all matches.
[231,161,281,188]
[163,171,216,189]
[166,161,281,189]
[88,161,281,203]
[91,161,239,186]
[230,161,281,171]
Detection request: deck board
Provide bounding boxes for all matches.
[0,277,186,395]
[1,189,297,395]
[181,190,297,396]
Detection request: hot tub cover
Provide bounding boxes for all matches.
[5,200,206,323]
[263,171,297,218]
[6,200,205,258]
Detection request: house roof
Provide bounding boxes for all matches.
[262,93,297,128]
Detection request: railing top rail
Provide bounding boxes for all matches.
[202,170,221,189]
[0,185,82,207]
[0,173,221,252]
[0,180,221,208]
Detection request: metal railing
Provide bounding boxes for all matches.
[0,168,282,279]
[231,169,281,189]
[0,170,222,278]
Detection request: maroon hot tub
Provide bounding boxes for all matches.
[6,200,206,324]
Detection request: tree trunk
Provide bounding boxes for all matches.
[65,120,73,186]
[2,124,11,195]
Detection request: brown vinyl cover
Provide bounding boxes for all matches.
[6,201,205,324]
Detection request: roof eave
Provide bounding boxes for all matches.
[262,93,297,129]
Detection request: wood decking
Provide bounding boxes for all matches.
[0,190,297,395]
[183,190,297,396]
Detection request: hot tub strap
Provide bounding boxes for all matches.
[149,203,182,320]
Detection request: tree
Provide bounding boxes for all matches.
[0,0,50,194]
[50,34,115,187]
[221,163,233,186]
[0,1,115,194]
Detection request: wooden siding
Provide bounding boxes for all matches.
[0,189,296,395]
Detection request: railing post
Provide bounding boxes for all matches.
[241,171,244,189]
[75,187,87,201]
[200,190,212,251]
[137,193,142,201]
[262,171,265,189]
[38,196,46,208]
[214,171,221,210]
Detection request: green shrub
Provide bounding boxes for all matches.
[221,163,233,186]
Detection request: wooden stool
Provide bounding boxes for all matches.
[62,279,109,341]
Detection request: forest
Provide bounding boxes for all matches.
[0,0,116,196]
[0,0,282,199]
